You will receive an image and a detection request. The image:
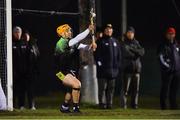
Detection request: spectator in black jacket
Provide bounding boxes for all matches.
[12,26,29,110]
[121,27,145,109]
[95,24,121,109]
[157,27,180,110]
[22,31,40,110]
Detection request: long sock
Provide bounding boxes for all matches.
[73,103,79,107]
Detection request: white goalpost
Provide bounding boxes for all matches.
[0,0,13,111]
[6,0,13,111]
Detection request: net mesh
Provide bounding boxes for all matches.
[0,0,7,96]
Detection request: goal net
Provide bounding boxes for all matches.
[0,0,13,111]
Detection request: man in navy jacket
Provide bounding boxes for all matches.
[95,24,121,109]
[157,27,180,110]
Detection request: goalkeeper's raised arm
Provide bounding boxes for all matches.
[68,24,94,47]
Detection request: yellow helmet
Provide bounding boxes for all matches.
[56,24,71,37]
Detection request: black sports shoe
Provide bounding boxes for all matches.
[99,103,106,109]
[72,106,81,113]
[132,105,138,109]
[106,104,113,109]
[60,104,71,113]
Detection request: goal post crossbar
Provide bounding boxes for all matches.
[0,7,80,16]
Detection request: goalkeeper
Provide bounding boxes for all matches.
[54,24,96,113]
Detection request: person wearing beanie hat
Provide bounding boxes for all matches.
[157,27,180,110]
[21,31,40,110]
[94,23,122,109]
[121,26,145,109]
[13,26,22,41]
[54,24,96,113]
[12,26,31,110]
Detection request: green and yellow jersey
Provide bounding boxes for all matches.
[54,37,79,78]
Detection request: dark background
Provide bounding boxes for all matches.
[12,0,180,96]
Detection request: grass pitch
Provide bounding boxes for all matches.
[0,94,180,119]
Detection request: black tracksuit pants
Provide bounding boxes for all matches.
[160,71,180,109]
[98,78,116,107]
[13,72,35,108]
[121,73,140,108]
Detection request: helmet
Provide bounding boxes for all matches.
[56,24,71,37]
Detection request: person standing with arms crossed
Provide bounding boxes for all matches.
[121,27,145,109]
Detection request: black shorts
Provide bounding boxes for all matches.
[60,69,79,93]
[62,69,79,78]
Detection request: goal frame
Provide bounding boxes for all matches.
[6,0,13,111]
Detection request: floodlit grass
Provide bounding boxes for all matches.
[0,94,180,119]
[1,108,180,119]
